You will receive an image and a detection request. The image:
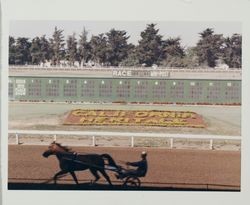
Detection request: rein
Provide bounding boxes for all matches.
[57,152,120,172]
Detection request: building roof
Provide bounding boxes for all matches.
[9,66,242,80]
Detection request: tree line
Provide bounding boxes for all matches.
[9,24,242,68]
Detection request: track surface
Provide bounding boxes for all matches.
[8,145,241,191]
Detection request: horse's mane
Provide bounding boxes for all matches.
[54,142,72,152]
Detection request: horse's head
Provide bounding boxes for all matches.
[42,141,69,158]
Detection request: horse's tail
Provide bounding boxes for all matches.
[101,154,119,168]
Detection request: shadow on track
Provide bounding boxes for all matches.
[8,182,240,191]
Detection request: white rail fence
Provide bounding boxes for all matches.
[8,130,241,150]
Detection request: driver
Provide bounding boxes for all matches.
[116,151,148,179]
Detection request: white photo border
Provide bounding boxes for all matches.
[1,0,250,205]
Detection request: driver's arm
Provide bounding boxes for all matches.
[127,161,142,167]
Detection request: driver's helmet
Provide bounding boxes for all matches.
[141,151,147,157]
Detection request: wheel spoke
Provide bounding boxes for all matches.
[123,177,141,188]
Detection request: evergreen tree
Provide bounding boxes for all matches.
[40,35,51,64]
[30,37,42,64]
[89,34,108,65]
[66,33,77,66]
[161,37,185,67]
[9,36,16,64]
[30,36,51,65]
[50,27,65,65]
[78,28,91,66]
[14,37,31,65]
[137,23,164,66]
[106,29,130,66]
[223,34,242,68]
[9,24,241,69]
[163,37,185,57]
[195,28,224,67]
[120,44,140,66]
[182,47,199,68]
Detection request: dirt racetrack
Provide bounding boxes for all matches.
[8,145,241,191]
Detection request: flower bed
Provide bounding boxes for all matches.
[64,109,206,128]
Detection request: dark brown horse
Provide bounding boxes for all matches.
[42,142,119,185]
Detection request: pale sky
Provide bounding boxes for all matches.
[10,21,241,48]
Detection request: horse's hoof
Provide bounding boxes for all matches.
[90,180,95,186]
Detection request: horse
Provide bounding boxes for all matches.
[42,141,119,185]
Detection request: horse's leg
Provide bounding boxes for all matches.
[89,168,100,184]
[70,171,79,185]
[53,170,68,184]
[99,169,112,186]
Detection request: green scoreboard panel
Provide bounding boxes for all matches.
[8,76,241,105]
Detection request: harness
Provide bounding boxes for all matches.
[61,152,85,165]
[60,152,119,171]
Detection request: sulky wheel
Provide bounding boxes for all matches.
[123,176,141,188]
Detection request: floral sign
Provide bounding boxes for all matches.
[64,109,206,128]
